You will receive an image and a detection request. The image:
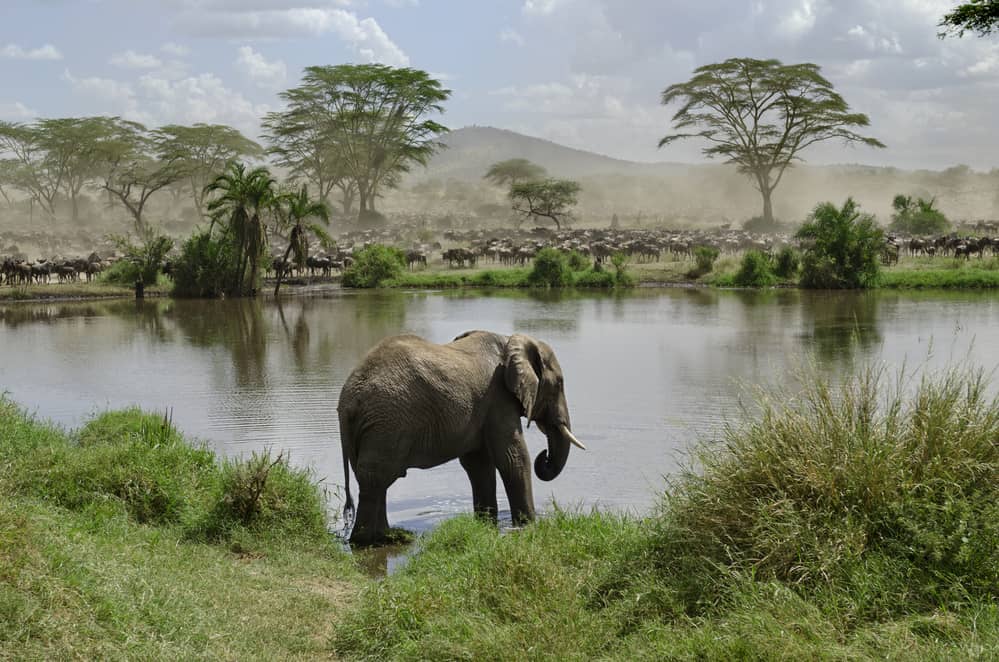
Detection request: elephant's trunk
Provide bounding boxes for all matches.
[534,424,583,482]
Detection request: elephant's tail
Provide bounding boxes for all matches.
[340,422,356,529]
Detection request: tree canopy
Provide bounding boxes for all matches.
[264,64,450,219]
[483,158,547,187]
[509,179,580,230]
[939,1,999,37]
[889,195,951,235]
[659,58,884,224]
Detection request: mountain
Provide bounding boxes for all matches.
[419,126,685,181]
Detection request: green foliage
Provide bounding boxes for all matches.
[527,247,573,287]
[334,366,999,659]
[880,268,999,289]
[796,198,883,289]
[660,58,884,223]
[939,0,999,37]
[171,230,238,298]
[692,245,720,275]
[341,244,406,288]
[104,230,174,287]
[264,64,450,216]
[774,246,801,279]
[509,179,581,230]
[889,194,951,235]
[566,250,589,271]
[733,250,777,287]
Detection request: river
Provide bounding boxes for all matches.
[2,288,998,537]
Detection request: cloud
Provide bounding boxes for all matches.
[499,28,525,47]
[236,45,287,88]
[110,50,164,70]
[64,68,268,135]
[0,101,36,120]
[161,42,190,57]
[1,43,63,60]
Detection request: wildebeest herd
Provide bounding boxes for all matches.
[0,253,112,286]
[3,223,998,288]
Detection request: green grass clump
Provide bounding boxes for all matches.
[0,398,359,659]
[333,365,999,659]
[385,268,531,288]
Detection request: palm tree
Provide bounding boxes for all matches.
[204,162,276,297]
[272,184,332,296]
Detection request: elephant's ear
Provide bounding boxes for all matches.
[504,334,541,421]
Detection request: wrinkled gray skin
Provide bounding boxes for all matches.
[338,330,582,546]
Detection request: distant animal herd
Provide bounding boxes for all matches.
[2,221,998,287]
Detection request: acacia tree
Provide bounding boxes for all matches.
[153,124,263,218]
[939,1,999,37]
[509,179,580,230]
[266,64,450,219]
[659,58,885,225]
[484,158,547,187]
[0,121,64,220]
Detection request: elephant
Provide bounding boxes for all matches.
[338,330,585,546]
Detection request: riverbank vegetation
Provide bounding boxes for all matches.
[0,399,359,659]
[334,365,999,659]
[3,364,997,658]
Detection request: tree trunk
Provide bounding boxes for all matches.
[761,188,774,226]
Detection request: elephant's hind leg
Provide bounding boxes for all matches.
[460,448,498,522]
[351,480,391,546]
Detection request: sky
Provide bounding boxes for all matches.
[1,0,997,170]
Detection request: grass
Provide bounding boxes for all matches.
[333,364,999,659]
[383,264,630,289]
[0,279,172,302]
[0,399,360,660]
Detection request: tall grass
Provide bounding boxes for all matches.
[333,365,999,659]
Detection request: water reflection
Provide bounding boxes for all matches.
[1,288,998,535]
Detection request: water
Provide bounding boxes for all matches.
[2,288,998,539]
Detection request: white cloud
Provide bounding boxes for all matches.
[110,50,164,70]
[384,0,419,6]
[499,28,525,47]
[1,43,63,60]
[236,45,287,88]
[161,42,190,57]
[522,0,569,16]
[0,101,36,120]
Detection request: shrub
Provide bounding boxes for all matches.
[694,246,720,272]
[566,250,589,272]
[889,195,950,236]
[172,230,239,298]
[191,451,329,542]
[733,250,777,287]
[528,248,573,287]
[341,244,406,288]
[574,269,616,287]
[743,215,782,233]
[773,246,801,279]
[796,198,883,289]
[103,231,174,287]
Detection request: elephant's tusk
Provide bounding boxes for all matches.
[561,425,586,451]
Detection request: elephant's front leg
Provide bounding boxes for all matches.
[460,448,497,522]
[489,425,535,525]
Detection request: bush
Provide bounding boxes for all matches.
[566,250,589,272]
[743,215,782,233]
[103,231,174,287]
[694,246,720,272]
[774,246,801,279]
[733,250,777,287]
[796,198,883,289]
[341,244,406,288]
[528,248,573,287]
[889,195,950,235]
[191,451,329,542]
[171,230,239,298]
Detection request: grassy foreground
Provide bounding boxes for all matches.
[334,366,999,660]
[0,401,360,660]
[4,365,998,659]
